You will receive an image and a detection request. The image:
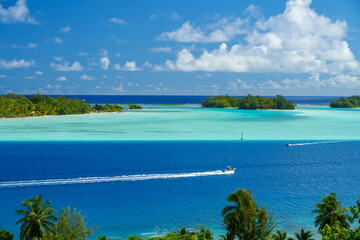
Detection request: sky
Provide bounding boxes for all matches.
[0,0,360,96]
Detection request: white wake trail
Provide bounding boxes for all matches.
[287,141,343,147]
[0,170,233,188]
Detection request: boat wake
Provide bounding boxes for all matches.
[0,170,233,188]
[286,141,342,147]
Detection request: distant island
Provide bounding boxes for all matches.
[201,95,295,110]
[330,95,360,108]
[0,94,123,118]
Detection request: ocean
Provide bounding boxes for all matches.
[0,96,358,239]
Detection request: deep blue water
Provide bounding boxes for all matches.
[40,95,339,105]
[0,141,359,239]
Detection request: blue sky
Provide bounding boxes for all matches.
[0,0,360,96]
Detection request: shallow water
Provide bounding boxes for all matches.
[1,105,360,141]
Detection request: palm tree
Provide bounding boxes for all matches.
[16,194,57,240]
[222,189,275,240]
[197,225,214,240]
[312,192,353,231]
[271,230,293,240]
[294,229,314,240]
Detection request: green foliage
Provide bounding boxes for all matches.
[321,196,360,240]
[97,236,106,240]
[93,104,123,112]
[0,227,14,240]
[45,206,96,240]
[312,192,353,232]
[293,229,314,240]
[129,104,142,109]
[271,230,293,240]
[330,95,360,108]
[221,189,276,240]
[201,94,294,110]
[0,94,123,118]
[15,194,57,240]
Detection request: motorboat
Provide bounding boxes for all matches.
[286,143,292,146]
[223,166,236,174]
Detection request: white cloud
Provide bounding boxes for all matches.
[24,75,35,79]
[115,53,121,57]
[50,61,83,71]
[57,76,67,81]
[196,73,212,79]
[109,18,126,25]
[80,74,95,80]
[60,26,70,33]
[150,47,172,53]
[157,0,359,75]
[157,18,246,43]
[100,57,110,70]
[0,74,6,78]
[112,84,124,92]
[54,37,64,44]
[27,42,37,48]
[78,52,88,56]
[35,71,43,75]
[53,56,64,61]
[24,88,49,94]
[0,59,35,69]
[0,0,38,24]
[114,61,142,71]
[47,84,61,89]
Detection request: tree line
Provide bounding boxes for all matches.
[330,96,360,108]
[201,95,295,110]
[1,189,359,240]
[0,94,124,118]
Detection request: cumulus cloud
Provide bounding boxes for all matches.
[78,52,87,56]
[35,71,43,75]
[157,18,246,43]
[54,37,64,44]
[150,47,172,53]
[50,61,83,71]
[109,18,126,25]
[27,43,37,48]
[80,74,95,80]
[24,88,48,94]
[60,26,70,33]
[100,57,110,70]
[114,61,142,71]
[0,59,35,69]
[157,0,359,75]
[112,84,124,92]
[0,0,38,24]
[57,76,67,81]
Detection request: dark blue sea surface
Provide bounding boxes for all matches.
[41,95,339,105]
[0,141,359,239]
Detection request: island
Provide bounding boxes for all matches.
[201,94,295,110]
[129,104,142,109]
[330,95,360,108]
[0,93,123,118]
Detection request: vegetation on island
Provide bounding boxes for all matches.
[2,190,360,239]
[330,95,360,108]
[0,93,123,118]
[201,95,295,110]
[129,104,142,109]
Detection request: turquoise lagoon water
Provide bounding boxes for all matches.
[1,105,360,141]
[1,102,360,239]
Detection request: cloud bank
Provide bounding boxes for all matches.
[156,0,359,75]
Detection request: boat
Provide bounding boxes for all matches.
[223,166,236,174]
[286,143,291,146]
